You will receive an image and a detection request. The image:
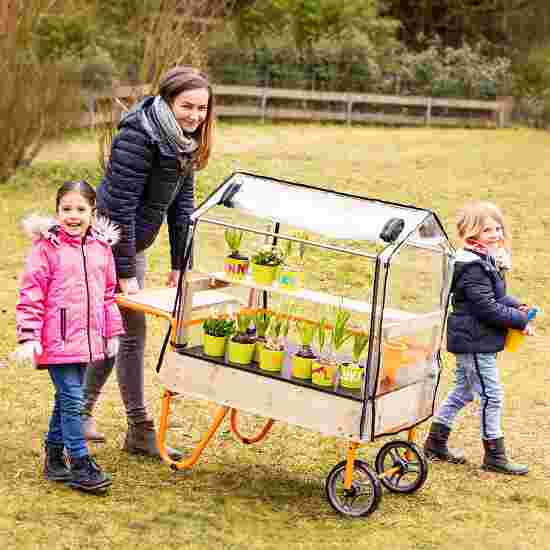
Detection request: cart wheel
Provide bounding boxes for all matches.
[325,459,382,518]
[375,440,428,494]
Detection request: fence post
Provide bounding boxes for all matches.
[425,97,432,126]
[261,86,267,124]
[346,96,353,126]
[496,96,514,128]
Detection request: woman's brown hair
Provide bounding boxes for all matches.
[158,65,215,170]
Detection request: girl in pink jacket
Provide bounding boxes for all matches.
[13,180,124,493]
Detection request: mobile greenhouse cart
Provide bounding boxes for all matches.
[117,172,454,518]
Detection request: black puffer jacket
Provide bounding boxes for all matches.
[446,249,528,354]
[96,96,195,279]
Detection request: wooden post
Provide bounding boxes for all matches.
[261,87,267,124]
[425,97,432,126]
[0,0,17,35]
[496,96,514,128]
[346,96,353,126]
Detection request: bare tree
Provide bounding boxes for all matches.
[97,0,231,169]
[0,1,83,182]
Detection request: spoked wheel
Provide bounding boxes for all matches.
[325,459,382,518]
[375,440,428,494]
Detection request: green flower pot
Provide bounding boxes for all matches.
[259,348,285,372]
[278,267,305,290]
[224,256,249,280]
[253,340,265,363]
[203,333,226,358]
[251,263,278,286]
[339,362,364,390]
[227,340,255,365]
[311,360,337,387]
[291,355,313,379]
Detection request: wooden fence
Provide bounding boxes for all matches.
[86,84,513,128]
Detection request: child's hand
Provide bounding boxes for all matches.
[105,337,120,358]
[119,277,139,295]
[522,325,535,336]
[10,341,42,367]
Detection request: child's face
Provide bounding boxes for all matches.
[57,191,93,237]
[476,216,503,248]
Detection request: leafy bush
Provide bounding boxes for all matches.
[203,316,235,337]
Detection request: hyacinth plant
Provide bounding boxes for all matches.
[294,319,316,359]
[330,301,353,362]
[352,327,370,367]
[231,310,255,344]
[264,312,290,351]
[224,228,246,259]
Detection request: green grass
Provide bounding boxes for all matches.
[1,123,550,550]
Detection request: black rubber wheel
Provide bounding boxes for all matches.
[375,440,428,494]
[325,459,382,517]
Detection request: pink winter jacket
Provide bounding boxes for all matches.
[16,216,124,367]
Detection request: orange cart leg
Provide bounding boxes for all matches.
[344,442,359,490]
[157,390,230,471]
[229,408,275,444]
[406,427,417,461]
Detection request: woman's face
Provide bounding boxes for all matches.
[57,191,93,237]
[170,87,209,133]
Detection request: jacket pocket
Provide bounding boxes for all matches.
[60,308,67,350]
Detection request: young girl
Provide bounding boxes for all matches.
[13,180,124,492]
[424,201,532,475]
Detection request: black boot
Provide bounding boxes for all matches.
[482,438,528,475]
[68,455,112,492]
[424,422,466,464]
[44,444,72,482]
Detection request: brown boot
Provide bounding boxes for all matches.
[123,419,183,461]
[82,415,106,443]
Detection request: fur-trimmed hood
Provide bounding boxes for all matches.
[21,214,120,247]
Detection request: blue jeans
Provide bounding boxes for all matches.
[434,353,503,440]
[46,364,88,459]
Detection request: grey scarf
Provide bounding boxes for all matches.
[149,96,198,159]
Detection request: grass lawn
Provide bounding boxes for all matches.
[1,122,549,550]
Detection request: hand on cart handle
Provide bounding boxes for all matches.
[166,270,180,288]
[119,277,140,295]
[10,341,42,367]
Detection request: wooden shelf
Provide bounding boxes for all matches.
[210,271,415,323]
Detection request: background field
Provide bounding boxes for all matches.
[1,123,549,550]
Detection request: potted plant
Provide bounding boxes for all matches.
[223,228,249,279]
[259,312,289,373]
[202,313,235,358]
[340,328,369,391]
[227,310,256,365]
[278,232,308,290]
[250,244,284,286]
[253,310,272,363]
[311,317,337,387]
[291,319,316,379]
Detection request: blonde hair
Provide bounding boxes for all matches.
[456,201,509,249]
[158,65,215,171]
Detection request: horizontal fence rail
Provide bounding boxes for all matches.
[84,84,513,128]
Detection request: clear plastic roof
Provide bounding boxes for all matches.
[192,172,444,246]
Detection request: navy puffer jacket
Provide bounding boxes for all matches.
[96,96,195,279]
[446,249,528,354]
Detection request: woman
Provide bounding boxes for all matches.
[82,66,215,459]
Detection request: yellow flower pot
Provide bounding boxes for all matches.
[339,363,364,390]
[203,333,226,358]
[227,340,255,365]
[251,263,278,286]
[253,340,265,363]
[278,267,305,290]
[291,355,313,379]
[311,360,337,387]
[224,256,249,280]
[259,348,285,373]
